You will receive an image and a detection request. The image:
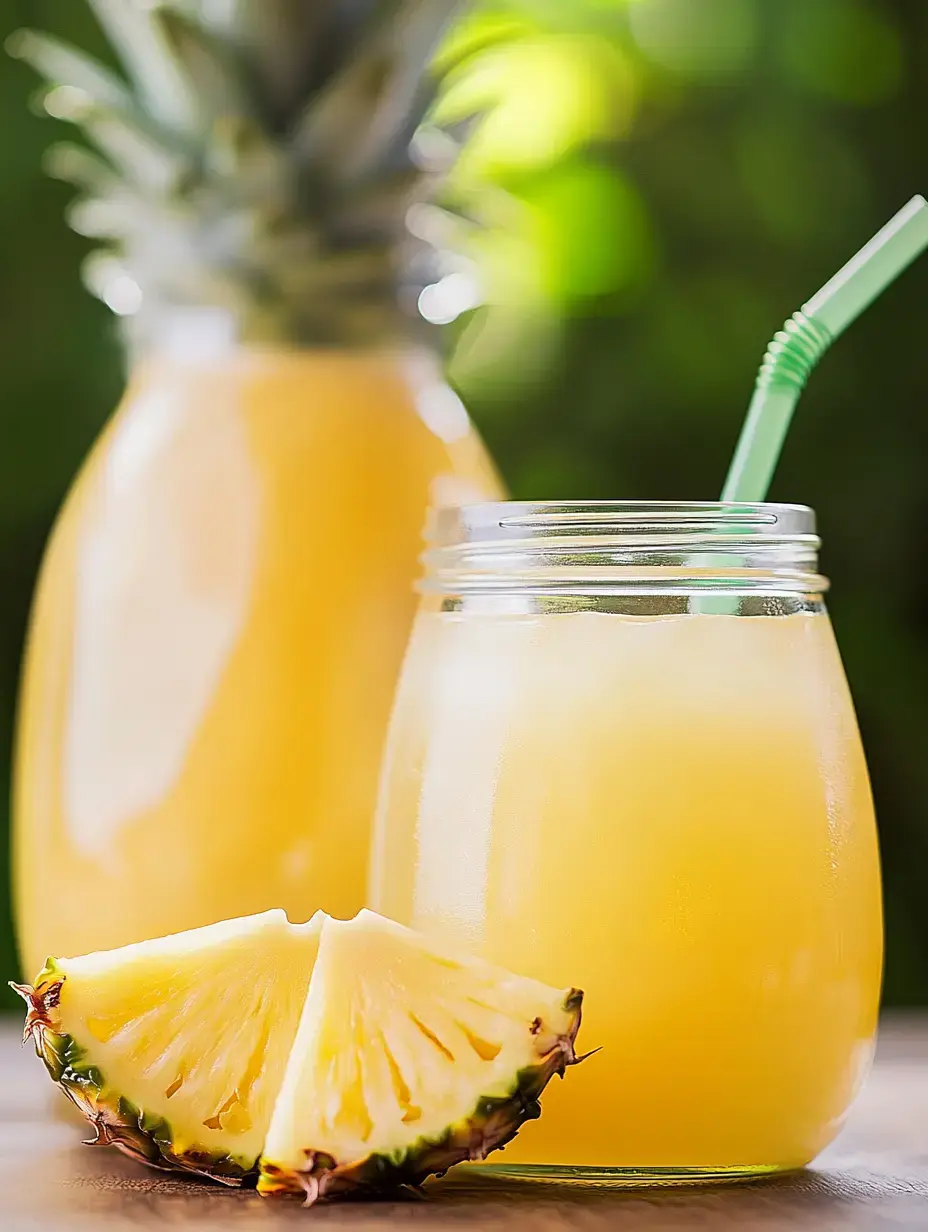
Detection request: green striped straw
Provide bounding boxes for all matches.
[722,195,928,503]
[691,196,928,617]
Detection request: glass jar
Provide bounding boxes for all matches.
[370,502,883,1182]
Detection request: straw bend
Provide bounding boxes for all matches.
[722,195,928,504]
[754,311,833,394]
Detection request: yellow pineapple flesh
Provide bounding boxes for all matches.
[13,910,322,1183]
[259,910,585,1202]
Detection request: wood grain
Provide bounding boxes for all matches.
[1,1017,925,1230]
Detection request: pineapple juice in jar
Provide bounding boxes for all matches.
[371,502,883,1179]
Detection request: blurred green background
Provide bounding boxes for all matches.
[1,0,926,1009]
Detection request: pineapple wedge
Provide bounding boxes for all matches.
[13,909,585,1200]
[258,911,583,1203]
[12,910,322,1184]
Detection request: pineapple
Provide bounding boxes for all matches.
[11,910,322,1184]
[258,911,584,1203]
[13,910,587,1199]
[11,1,502,976]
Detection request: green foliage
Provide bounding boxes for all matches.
[1,0,927,1009]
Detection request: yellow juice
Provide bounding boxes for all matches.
[372,607,883,1173]
[15,347,501,976]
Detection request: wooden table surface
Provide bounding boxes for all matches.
[1,1016,925,1231]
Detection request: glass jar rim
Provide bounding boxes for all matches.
[429,501,817,547]
[423,501,827,598]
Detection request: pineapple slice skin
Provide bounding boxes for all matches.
[257,989,583,1204]
[13,963,256,1187]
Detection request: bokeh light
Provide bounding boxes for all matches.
[627,0,759,79]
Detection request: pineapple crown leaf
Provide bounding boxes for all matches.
[83,112,189,195]
[292,1,470,187]
[162,0,346,126]
[152,7,259,130]
[7,27,132,113]
[45,141,122,191]
[7,26,198,193]
[87,0,200,133]
[11,0,478,344]
[11,1,471,195]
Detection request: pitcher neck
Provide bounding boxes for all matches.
[121,301,438,368]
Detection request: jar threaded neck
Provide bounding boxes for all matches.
[422,502,827,598]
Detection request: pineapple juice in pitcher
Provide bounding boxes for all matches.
[371,502,883,1178]
[12,3,503,974]
[15,347,500,974]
